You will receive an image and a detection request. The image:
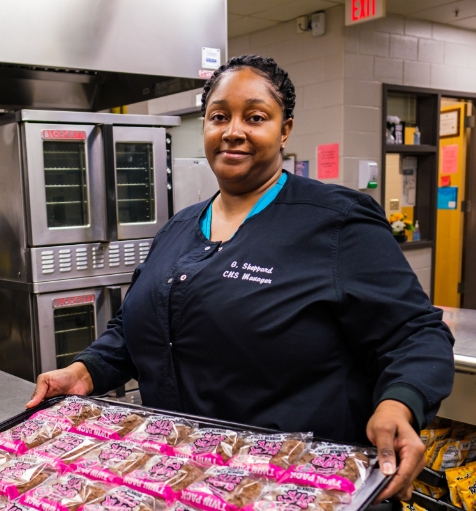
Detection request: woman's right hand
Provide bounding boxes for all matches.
[25,362,94,408]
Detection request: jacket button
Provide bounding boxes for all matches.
[167,278,173,283]
[180,274,187,281]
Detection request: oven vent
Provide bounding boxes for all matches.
[139,242,151,263]
[41,250,55,275]
[109,244,120,267]
[75,247,88,271]
[58,248,72,272]
[124,243,136,266]
[92,246,105,269]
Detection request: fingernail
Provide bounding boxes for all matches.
[25,400,33,407]
[382,462,395,475]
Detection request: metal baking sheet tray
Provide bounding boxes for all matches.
[0,395,392,511]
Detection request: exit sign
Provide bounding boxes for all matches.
[345,0,386,25]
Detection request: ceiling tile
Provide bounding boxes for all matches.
[450,16,476,29]
[228,16,281,38]
[406,0,476,24]
[253,0,339,22]
[385,0,459,16]
[228,0,289,17]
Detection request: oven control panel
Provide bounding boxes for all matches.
[29,239,152,282]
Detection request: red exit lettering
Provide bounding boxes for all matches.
[42,130,86,140]
[352,0,376,21]
[53,294,95,308]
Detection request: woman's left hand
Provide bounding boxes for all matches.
[366,399,426,503]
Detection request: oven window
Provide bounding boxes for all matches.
[43,141,89,228]
[54,304,95,369]
[116,142,155,224]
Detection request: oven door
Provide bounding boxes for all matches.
[23,123,106,246]
[110,126,168,240]
[36,288,107,373]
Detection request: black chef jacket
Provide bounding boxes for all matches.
[75,172,454,444]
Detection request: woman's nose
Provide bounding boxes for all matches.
[222,118,246,141]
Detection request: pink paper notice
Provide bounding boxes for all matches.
[442,144,459,175]
[317,143,339,179]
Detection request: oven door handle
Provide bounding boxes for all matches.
[107,285,123,318]
[103,123,118,241]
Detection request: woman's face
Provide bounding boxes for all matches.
[203,67,293,193]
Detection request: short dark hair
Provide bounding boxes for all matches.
[201,55,296,120]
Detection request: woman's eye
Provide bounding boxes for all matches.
[249,115,264,123]
[210,114,227,121]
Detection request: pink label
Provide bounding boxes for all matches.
[0,481,20,500]
[141,440,170,454]
[20,492,69,511]
[279,471,355,494]
[145,419,174,437]
[179,490,237,511]
[249,441,283,457]
[190,453,224,467]
[122,475,175,502]
[227,461,284,480]
[0,438,26,455]
[72,423,120,441]
[73,463,122,485]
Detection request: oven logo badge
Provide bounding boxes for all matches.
[42,130,86,140]
[53,294,95,308]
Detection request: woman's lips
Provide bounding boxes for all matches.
[218,151,251,160]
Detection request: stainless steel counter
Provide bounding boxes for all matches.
[441,306,476,371]
[438,306,476,425]
[0,370,35,423]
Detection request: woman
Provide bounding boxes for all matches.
[27,55,454,502]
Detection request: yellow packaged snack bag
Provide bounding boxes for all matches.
[401,502,427,511]
[420,430,431,448]
[456,473,476,511]
[426,438,448,467]
[424,428,451,456]
[413,480,432,496]
[432,440,471,471]
[465,432,476,464]
[446,462,476,508]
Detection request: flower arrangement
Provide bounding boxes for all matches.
[388,213,415,237]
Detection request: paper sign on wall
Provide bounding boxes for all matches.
[440,175,451,187]
[437,187,458,210]
[202,47,221,70]
[442,144,459,175]
[317,143,339,179]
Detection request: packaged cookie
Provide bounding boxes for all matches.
[30,433,103,474]
[179,466,264,511]
[456,473,476,511]
[401,502,427,511]
[0,452,10,468]
[445,462,476,508]
[19,474,108,511]
[413,480,447,500]
[125,416,198,454]
[431,439,470,471]
[243,484,350,511]
[123,454,203,501]
[0,503,37,511]
[31,398,103,431]
[73,407,146,441]
[173,429,242,466]
[279,442,376,494]
[71,441,149,485]
[0,454,56,499]
[0,419,63,455]
[227,434,311,480]
[82,485,165,511]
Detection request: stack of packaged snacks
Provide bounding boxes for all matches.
[227,434,311,480]
[0,397,384,511]
[125,417,198,455]
[278,443,376,495]
[73,407,147,441]
[123,454,204,501]
[70,440,150,485]
[413,417,476,509]
[173,430,243,467]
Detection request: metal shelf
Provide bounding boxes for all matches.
[385,144,437,154]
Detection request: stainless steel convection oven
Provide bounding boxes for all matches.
[0,110,179,383]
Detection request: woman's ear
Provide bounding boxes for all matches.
[281,118,294,146]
